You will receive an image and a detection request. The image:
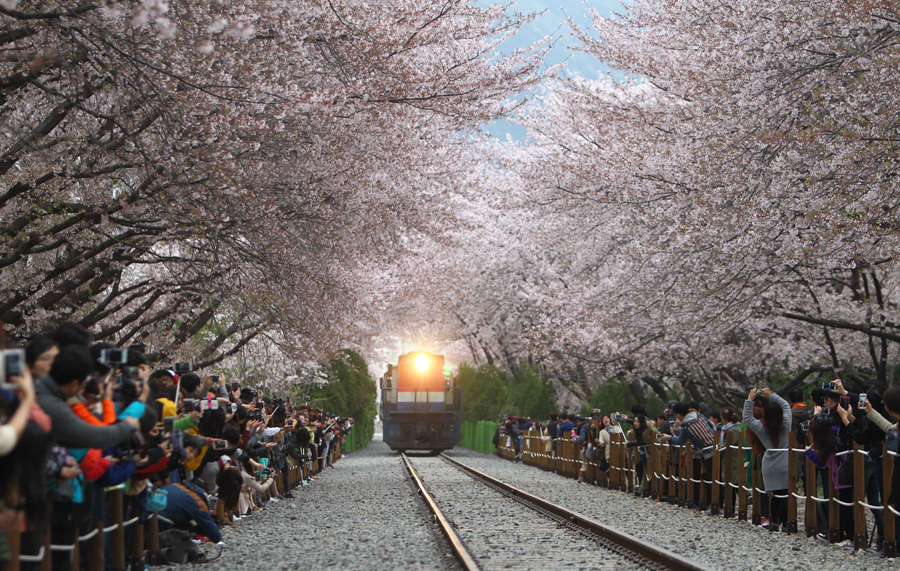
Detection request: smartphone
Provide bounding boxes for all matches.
[212,439,228,450]
[822,381,836,391]
[100,348,127,367]
[173,361,194,374]
[858,393,868,409]
[164,417,174,433]
[840,395,850,410]
[655,433,664,440]
[0,349,26,389]
[199,399,219,411]
[230,403,238,413]
[211,374,220,384]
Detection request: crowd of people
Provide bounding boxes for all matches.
[497,380,900,553]
[0,323,353,567]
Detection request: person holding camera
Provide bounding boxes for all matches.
[742,388,791,531]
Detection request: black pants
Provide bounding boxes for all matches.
[769,489,788,527]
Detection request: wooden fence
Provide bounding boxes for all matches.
[1,440,342,571]
[495,429,896,557]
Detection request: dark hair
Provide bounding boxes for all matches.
[632,414,648,440]
[762,398,785,445]
[884,387,900,418]
[687,401,700,411]
[125,350,146,367]
[808,418,836,462]
[567,413,576,421]
[50,322,92,347]
[631,404,646,416]
[296,425,311,447]
[25,336,59,366]
[721,407,740,424]
[139,407,159,435]
[655,414,666,422]
[222,425,241,447]
[49,345,93,386]
[198,407,226,438]
[786,387,804,405]
[709,410,721,422]
[810,388,826,407]
[180,373,201,394]
[549,412,558,421]
[216,466,243,512]
[672,402,689,417]
[746,405,766,454]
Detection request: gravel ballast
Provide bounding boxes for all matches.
[446,447,896,571]
[193,439,445,570]
[408,455,641,571]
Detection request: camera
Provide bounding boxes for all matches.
[655,433,665,440]
[0,349,26,389]
[211,374,220,384]
[799,420,810,433]
[613,413,624,421]
[100,348,128,367]
[173,361,194,374]
[858,393,868,409]
[822,381,836,391]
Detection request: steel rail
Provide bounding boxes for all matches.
[400,453,481,571]
[440,453,715,571]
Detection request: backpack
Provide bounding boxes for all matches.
[158,529,200,564]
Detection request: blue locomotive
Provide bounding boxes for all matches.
[381,351,461,453]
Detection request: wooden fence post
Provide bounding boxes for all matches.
[805,453,817,537]
[738,432,748,521]
[828,465,839,543]
[853,444,866,550]
[787,431,798,534]
[751,451,762,526]
[711,430,721,516]
[885,450,896,558]
[109,488,126,571]
[723,431,734,519]
[685,445,695,509]
[146,513,160,565]
[667,443,676,505]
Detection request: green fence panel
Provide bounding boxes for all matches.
[457,420,497,454]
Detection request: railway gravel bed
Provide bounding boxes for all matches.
[445,447,896,571]
[407,454,642,571]
[190,439,444,570]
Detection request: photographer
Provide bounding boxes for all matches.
[35,345,140,449]
[743,388,791,531]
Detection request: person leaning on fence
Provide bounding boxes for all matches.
[504,417,522,460]
[574,415,591,482]
[743,388,792,532]
[839,389,887,551]
[855,388,900,550]
[625,414,657,492]
[547,412,560,453]
[661,402,716,501]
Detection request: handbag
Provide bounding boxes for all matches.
[539,427,552,453]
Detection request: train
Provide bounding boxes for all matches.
[380,351,461,454]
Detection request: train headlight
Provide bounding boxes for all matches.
[415,354,429,372]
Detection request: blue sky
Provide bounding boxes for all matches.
[475,0,624,139]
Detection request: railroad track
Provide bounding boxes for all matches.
[401,452,713,571]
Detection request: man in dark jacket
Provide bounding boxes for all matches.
[34,345,139,449]
[158,480,222,543]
